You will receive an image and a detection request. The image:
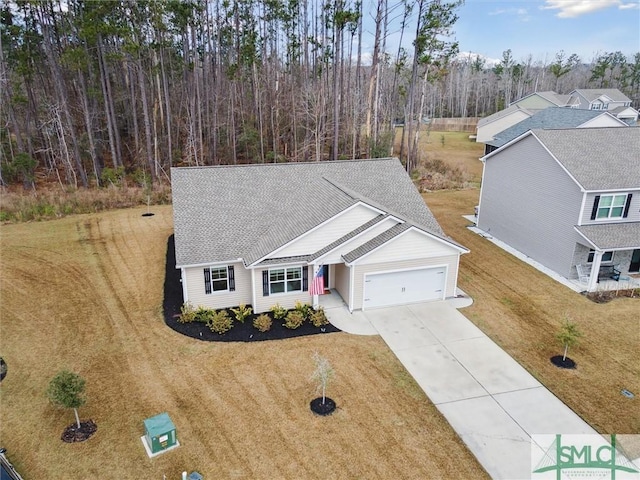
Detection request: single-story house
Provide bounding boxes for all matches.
[477,127,640,292]
[483,107,628,155]
[171,158,469,313]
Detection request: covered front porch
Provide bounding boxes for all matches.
[573,223,640,292]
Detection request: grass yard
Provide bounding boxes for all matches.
[424,188,640,440]
[0,205,488,479]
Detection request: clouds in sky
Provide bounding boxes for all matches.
[543,0,640,18]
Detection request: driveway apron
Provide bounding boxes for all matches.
[364,301,598,480]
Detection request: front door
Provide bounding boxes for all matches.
[630,249,640,273]
[323,264,330,289]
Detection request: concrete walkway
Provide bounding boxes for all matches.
[324,297,602,479]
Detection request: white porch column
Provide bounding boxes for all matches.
[312,264,320,310]
[587,250,603,292]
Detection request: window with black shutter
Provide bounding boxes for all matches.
[204,268,212,294]
[228,265,235,291]
[590,195,600,220]
[302,266,309,291]
[623,194,632,218]
[262,270,269,296]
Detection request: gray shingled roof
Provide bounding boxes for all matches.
[477,104,531,127]
[171,158,454,267]
[487,108,618,148]
[571,89,632,103]
[531,127,640,190]
[575,223,640,250]
[342,223,411,263]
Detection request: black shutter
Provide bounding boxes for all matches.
[228,265,235,291]
[302,266,309,291]
[590,195,600,220]
[262,270,269,296]
[623,194,632,218]
[204,268,212,294]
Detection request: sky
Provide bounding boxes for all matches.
[377,0,640,66]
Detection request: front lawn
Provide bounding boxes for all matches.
[425,188,640,440]
[0,205,488,479]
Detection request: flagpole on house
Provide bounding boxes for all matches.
[310,265,324,309]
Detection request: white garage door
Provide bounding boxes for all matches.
[363,267,446,309]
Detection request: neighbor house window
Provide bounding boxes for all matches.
[204,266,235,294]
[269,267,302,294]
[587,250,613,263]
[597,194,628,219]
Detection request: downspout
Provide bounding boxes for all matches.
[348,264,355,313]
[181,268,188,303]
[251,268,257,313]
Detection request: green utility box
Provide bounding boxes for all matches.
[143,413,176,454]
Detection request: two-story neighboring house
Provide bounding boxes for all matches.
[477,127,640,292]
[568,89,639,124]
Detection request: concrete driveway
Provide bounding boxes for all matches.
[326,300,600,479]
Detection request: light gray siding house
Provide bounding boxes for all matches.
[171,159,468,314]
[568,89,638,123]
[483,107,628,155]
[477,127,640,291]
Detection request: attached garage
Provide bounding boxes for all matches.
[363,266,446,309]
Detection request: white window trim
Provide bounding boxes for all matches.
[269,266,302,295]
[205,266,229,294]
[596,194,627,220]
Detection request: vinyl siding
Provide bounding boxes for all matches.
[513,96,557,109]
[357,229,460,265]
[184,262,252,309]
[333,263,350,307]
[476,111,530,143]
[320,217,400,263]
[478,134,583,277]
[253,266,312,313]
[274,204,379,258]
[578,116,626,128]
[580,190,640,225]
[352,256,459,310]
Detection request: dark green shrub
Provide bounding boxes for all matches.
[310,308,329,327]
[284,311,304,329]
[294,301,313,320]
[194,306,215,323]
[231,304,253,323]
[207,310,233,334]
[270,303,287,320]
[253,314,272,332]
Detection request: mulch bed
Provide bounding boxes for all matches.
[162,235,341,342]
[0,357,6,382]
[61,420,97,443]
[584,288,639,304]
[310,397,337,416]
[550,355,576,369]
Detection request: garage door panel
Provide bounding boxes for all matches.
[363,267,445,309]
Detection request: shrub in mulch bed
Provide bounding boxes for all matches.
[61,420,97,443]
[162,235,340,342]
[584,288,640,304]
[310,397,337,416]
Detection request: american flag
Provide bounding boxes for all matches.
[309,267,325,296]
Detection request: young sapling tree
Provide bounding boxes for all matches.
[556,318,582,361]
[310,352,334,405]
[47,370,86,428]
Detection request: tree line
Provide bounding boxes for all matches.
[1,0,639,189]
